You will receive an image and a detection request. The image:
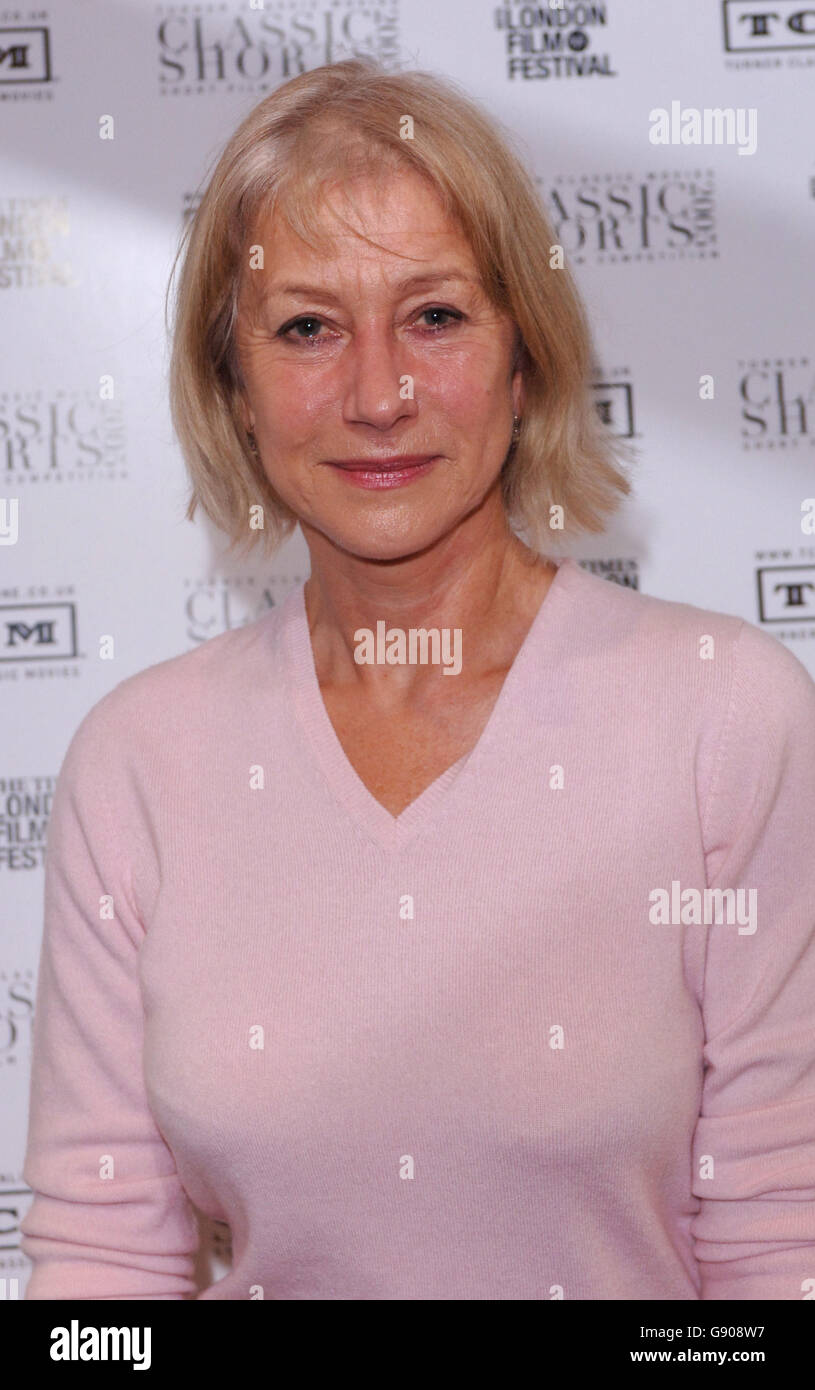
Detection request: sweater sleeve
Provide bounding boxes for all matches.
[690,620,815,1300]
[20,692,201,1299]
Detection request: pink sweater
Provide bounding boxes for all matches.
[20,556,815,1300]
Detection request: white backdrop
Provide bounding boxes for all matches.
[3,0,814,1295]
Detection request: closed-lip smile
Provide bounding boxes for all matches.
[322,454,440,490]
[325,455,437,471]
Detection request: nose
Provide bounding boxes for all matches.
[341,325,418,432]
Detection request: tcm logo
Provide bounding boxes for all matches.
[593,380,635,437]
[723,2,815,52]
[757,565,815,622]
[0,604,78,661]
[0,27,52,83]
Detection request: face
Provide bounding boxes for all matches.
[234,168,523,563]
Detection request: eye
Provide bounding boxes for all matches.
[415,306,463,331]
[277,315,326,343]
[275,305,464,344]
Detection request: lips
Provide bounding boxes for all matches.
[324,455,439,490]
[326,455,436,471]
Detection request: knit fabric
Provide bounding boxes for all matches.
[20,557,815,1299]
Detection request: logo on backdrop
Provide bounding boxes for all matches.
[739,358,814,449]
[0,19,53,95]
[723,1,815,70]
[755,558,815,634]
[592,372,636,437]
[0,391,127,478]
[0,968,34,1066]
[157,0,400,92]
[0,776,54,871]
[0,598,82,681]
[579,558,639,588]
[0,198,75,290]
[536,170,717,263]
[184,572,306,644]
[494,1,618,81]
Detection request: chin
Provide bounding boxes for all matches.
[325,518,446,564]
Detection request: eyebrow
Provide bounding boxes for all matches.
[259,270,478,307]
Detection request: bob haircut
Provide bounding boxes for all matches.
[167,57,636,559]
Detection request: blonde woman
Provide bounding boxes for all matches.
[21,59,815,1301]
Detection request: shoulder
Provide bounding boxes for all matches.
[720,617,815,763]
[565,558,814,694]
[564,558,744,650]
[560,560,815,753]
[58,605,288,779]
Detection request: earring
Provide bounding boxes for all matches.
[247,431,259,454]
[511,414,521,445]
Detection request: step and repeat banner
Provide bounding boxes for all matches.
[2,0,814,1295]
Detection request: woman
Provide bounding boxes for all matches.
[21,59,815,1301]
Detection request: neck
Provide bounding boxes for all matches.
[300,494,555,694]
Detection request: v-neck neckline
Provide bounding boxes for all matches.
[279,556,577,853]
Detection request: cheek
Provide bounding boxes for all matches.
[428,350,511,423]
[252,360,338,436]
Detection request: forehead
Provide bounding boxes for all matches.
[254,168,478,278]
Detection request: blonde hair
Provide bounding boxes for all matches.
[167,58,636,559]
